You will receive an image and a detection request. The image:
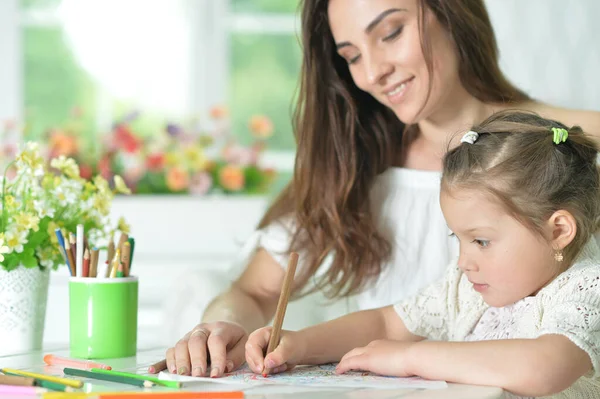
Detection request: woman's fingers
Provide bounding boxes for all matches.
[188,328,210,376]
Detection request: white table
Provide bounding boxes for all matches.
[0,347,505,398]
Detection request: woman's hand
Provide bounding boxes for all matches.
[245,327,307,375]
[165,321,248,377]
[335,339,417,377]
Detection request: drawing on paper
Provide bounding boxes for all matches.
[159,363,447,390]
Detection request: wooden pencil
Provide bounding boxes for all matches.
[120,242,131,277]
[105,235,115,277]
[147,359,167,374]
[117,232,129,253]
[262,252,299,376]
[82,249,90,278]
[0,373,35,386]
[89,248,99,278]
[64,240,77,277]
[63,368,154,388]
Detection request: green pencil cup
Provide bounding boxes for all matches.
[69,277,138,359]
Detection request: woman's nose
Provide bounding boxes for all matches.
[363,51,393,85]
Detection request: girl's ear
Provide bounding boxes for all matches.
[546,210,577,250]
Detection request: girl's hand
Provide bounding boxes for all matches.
[335,339,417,377]
[245,327,307,375]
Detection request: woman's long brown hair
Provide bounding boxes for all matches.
[258,0,531,299]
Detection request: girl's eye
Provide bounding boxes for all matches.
[472,239,490,248]
[383,26,403,41]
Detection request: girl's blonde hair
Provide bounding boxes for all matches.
[442,110,600,264]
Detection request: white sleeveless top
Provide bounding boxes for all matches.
[232,167,458,311]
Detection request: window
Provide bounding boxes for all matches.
[3,0,300,175]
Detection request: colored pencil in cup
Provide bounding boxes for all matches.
[63,368,154,388]
[83,249,90,278]
[76,224,84,277]
[0,368,83,388]
[121,242,131,277]
[117,232,129,252]
[69,233,77,271]
[262,252,299,376]
[64,240,77,277]
[116,262,124,278]
[128,237,135,273]
[105,235,115,277]
[89,368,182,389]
[0,373,35,386]
[147,359,167,374]
[0,385,47,395]
[44,354,112,371]
[109,248,121,278]
[90,248,100,278]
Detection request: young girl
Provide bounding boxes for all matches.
[244,110,600,398]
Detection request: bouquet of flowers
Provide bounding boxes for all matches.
[43,106,277,195]
[0,142,130,271]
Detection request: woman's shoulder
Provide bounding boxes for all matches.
[511,101,600,136]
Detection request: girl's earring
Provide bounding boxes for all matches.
[554,249,564,262]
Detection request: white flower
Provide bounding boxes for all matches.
[34,200,56,218]
[0,238,10,262]
[53,186,78,205]
[4,229,28,254]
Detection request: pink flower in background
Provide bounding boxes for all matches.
[166,167,189,192]
[189,172,212,195]
[79,164,93,180]
[222,143,255,166]
[98,155,112,179]
[49,130,78,157]
[145,153,165,172]
[219,164,245,192]
[114,124,142,154]
[248,115,274,139]
[209,105,229,120]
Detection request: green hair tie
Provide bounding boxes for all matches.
[552,127,568,144]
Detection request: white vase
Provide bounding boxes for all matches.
[0,266,50,356]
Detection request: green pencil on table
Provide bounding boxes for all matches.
[90,368,182,388]
[63,368,155,388]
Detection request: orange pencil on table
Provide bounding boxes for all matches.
[43,354,112,370]
[83,249,90,278]
[262,252,299,377]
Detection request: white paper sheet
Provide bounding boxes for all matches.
[158,364,447,390]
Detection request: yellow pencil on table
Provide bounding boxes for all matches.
[262,252,299,376]
[1,368,83,388]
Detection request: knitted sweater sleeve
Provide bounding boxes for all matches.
[393,264,465,341]
[538,264,600,378]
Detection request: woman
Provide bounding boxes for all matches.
[166,0,600,378]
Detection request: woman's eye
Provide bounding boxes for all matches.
[383,27,403,41]
[347,54,361,65]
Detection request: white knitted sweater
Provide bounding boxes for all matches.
[394,239,600,398]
